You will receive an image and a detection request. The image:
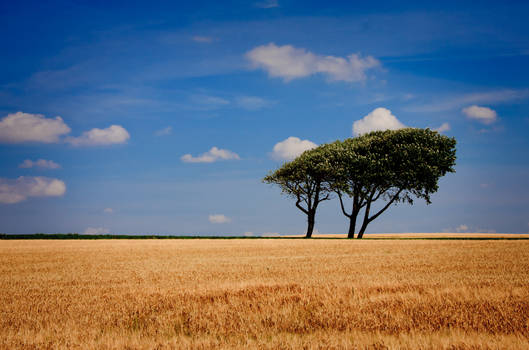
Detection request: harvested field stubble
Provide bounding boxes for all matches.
[1,239,529,349]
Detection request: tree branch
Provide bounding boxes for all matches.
[367,189,403,223]
[337,191,352,218]
[295,194,309,214]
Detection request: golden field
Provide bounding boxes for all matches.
[1,239,529,349]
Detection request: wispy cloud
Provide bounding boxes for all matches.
[155,126,172,136]
[406,89,529,113]
[192,36,215,43]
[208,214,231,224]
[246,43,379,82]
[83,227,110,235]
[255,0,279,8]
[19,159,61,169]
[181,147,240,163]
[235,96,273,110]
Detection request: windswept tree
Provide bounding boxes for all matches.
[327,128,457,238]
[263,149,333,238]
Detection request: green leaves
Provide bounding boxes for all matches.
[264,128,457,237]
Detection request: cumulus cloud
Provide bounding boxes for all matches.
[462,105,498,124]
[235,96,272,110]
[103,207,114,214]
[434,122,451,133]
[155,126,172,136]
[352,107,406,136]
[192,36,214,43]
[67,125,130,146]
[0,112,71,143]
[0,176,66,204]
[246,43,379,82]
[209,214,231,224]
[83,227,110,235]
[19,159,61,169]
[181,147,240,163]
[271,136,317,161]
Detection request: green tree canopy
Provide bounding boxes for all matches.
[264,128,456,238]
[323,128,457,238]
[263,148,334,238]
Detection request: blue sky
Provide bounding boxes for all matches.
[1,0,529,235]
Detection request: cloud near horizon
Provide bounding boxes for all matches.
[246,43,379,82]
[352,107,406,136]
[181,147,240,163]
[271,136,317,161]
[0,176,66,204]
[83,227,110,235]
[209,214,231,224]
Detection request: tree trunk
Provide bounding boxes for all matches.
[347,209,359,238]
[306,212,315,238]
[357,221,368,239]
[347,218,355,238]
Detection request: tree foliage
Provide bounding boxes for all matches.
[264,128,457,238]
[319,128,456,238]
[263,148,333,238]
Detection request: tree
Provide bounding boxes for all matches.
[327,128,457,238]
[263,148,333,238]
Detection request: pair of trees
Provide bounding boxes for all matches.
[263,128,457,238]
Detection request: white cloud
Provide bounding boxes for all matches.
[83,227,110,235]
[155,126,172,136]
[271,136,317,161]
[103,207,114,214]
[462,105,498,124]
[209,214,231,224]
[19,159,61,169]
[192,36,214,43]
[67,125,130,146]
[191,95,230,109]
[255,0,279,8]
[235,96,272,110]
[246,43,379,82]
[456,224,469,233]
[352,107,406,136]
[0,176,66,204]
[434,122,451,133]
[244,231,254,237]
[181,147,240,163]
[0,112,71,143]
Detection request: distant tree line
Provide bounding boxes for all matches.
[263,128,457,238]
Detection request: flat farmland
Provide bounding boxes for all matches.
[1,239,529,349]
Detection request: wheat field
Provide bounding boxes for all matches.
[1,239,529,349]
